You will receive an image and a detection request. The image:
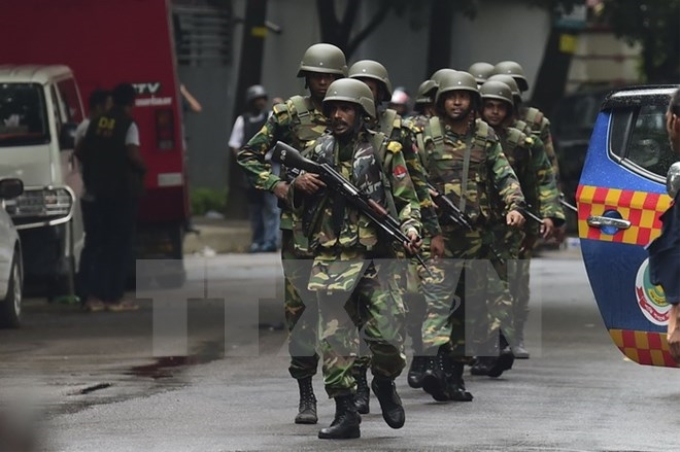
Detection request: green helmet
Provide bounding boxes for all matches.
[493,61,529,92]
[430,68,457,87]
[323,78,376,119]
[348,60,392,101]
[479,80,514,107]
[415,80,438,105]
[468,62,495,85]
[297,43,348,78]
[487,74,521,102]
[435,71,478,105]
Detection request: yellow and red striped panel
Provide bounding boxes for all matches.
[577,185,672,246]
[609,329,678,367]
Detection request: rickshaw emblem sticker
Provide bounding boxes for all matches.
[635,258,670,325]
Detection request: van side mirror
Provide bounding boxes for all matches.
[0,178,24,200]
[59,122,78,151]
[666,161,680,198]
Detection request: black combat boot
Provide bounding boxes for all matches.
[446,361,474,402]
[371,376,405,429]
[420,345,449,402]
[353,369,370,414]
[407,355,427,389]
[487,347,515,378]
[318,395,361,440]
[470,356,494,376]
[294,377,318,424]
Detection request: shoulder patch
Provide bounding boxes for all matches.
[393,164,407,179]
[525,136,534,146]
[386,141,402,153]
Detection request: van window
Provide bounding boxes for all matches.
[0,83,50,147]
[609,104,676,178]
[57,78,83,124]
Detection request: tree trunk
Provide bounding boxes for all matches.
[425,0,454,79]
[531,26,575,117]
[226,0,268,219]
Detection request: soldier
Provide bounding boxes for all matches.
[468,62,495,88]
[414,71,526,400]
[287,78,422,439]
[493,61,561,186]
[348,60,443,397]
[430,68,457,87]
[411,79,438,128]
[476,80,564,366]
[237,43,347,425]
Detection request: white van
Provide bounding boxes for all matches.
[0,65,82,299]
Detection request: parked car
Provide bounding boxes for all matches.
[577,84,679,368]
[0,178,25,328]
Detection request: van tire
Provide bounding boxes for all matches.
[0,250,23,329]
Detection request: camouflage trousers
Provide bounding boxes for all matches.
[490,225,532,328]
[352,255,423,375]
[420,226,515,357]
[281,230,319,380]
[314,256,407,399]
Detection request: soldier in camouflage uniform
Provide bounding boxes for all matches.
[413,71,527,401]
[286,78,422,439]
[468,62,495,88]
[411,79,438,129]
[476,80,564,369]
[347,59,443,404]
[237,43,347,425]
[493,61,561,187]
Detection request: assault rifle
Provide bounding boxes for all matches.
[426,182,473,231]
[559,195,578,213]
[270,141,432,276]
[425,182,508,264]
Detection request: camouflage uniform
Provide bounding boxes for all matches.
[291,129,422,398]
[417,116,525,356]
[348,62,440,394]
[482,76,564,357]
[410,72,525,401]
[238,96,326,380]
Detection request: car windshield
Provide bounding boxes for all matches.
[0,83,50,147]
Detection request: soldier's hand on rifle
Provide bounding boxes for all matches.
[273,181,290,200]
[507,210,526,228]
[541,217,555,239]
[430,234,445,260]
[293,173,326,194]
[404,228,422,255]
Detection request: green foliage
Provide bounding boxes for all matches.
[190,187,227,216]
[597,0,680,82]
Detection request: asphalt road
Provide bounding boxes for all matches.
[1,250,678,452]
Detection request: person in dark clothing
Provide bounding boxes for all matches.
[648,88,680,363]
[74,89,112,310]
[75,83,147,312]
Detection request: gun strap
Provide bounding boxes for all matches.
[380,108,398,139]
[370,132,399,219]
[290,95,312,127]
[459,136,472,214]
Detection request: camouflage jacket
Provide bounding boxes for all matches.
[293,130,421,255]
[374,109,441,239]
[518,107,560,184]
[416,116,525,226]
[512,118,565,225]
[237,95,327,230]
